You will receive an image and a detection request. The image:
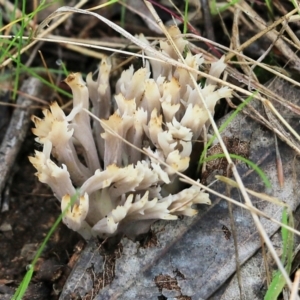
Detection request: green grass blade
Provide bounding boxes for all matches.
[198,91,257,172]
[281,208,289,264]
[204,152,271,188]
[58,60,70,77]
[12,190,80,299]
[264,271,285,300]
[5,57,73,98]
[281,208,294,269]
[264,208,294,300]
[183,0,189,35]
[264,0,273,17]
[120,0,126,29]
[210,0,241,15]
[21,66,72,97]
[12,0,26,100]
[291,0,300,15]
[0,1,54,98]
[12,267,34,300]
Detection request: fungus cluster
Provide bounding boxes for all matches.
[29,27,232,239]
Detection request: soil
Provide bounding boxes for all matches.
[0,2,159,298]
[0,133,84,299]
[0,1,299,299]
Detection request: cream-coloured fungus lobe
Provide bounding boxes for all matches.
[29,26,231,240]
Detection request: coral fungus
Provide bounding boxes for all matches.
[29,26,231,239]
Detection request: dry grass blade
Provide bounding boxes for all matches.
[119,0,161,33]
[0,0,36,30]
[226,3,300,71]
[0,0,89,69]
[149,1,300,295]
[34,2,296,293]
[264,99,300,146]
[5,1,297,296]
[33,6,259,97]
[290,270,300,300]
[216,176,288,207]
[232,7,258,80]
[149,2,295,294]
[187,33,300,89]
[84,107,300,240]
[187,14,300,158]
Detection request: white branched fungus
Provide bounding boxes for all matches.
[29,26,232,239]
